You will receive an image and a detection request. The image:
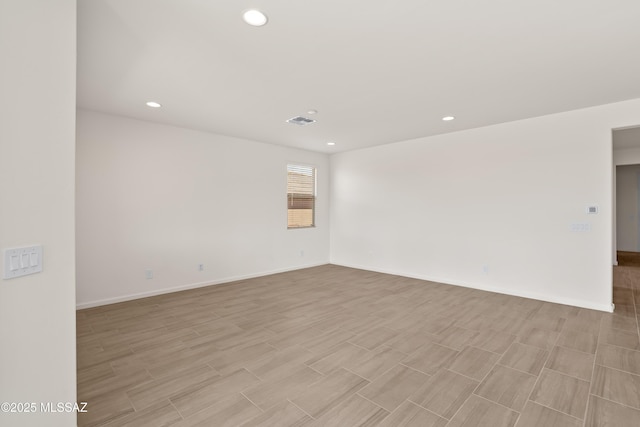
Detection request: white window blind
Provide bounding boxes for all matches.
[287,164,316,228]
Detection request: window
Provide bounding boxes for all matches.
[287,164,316,228]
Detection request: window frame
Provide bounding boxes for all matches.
[286,163,317,229]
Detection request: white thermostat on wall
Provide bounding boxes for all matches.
[586,206,598,214]
[3,245,43,280]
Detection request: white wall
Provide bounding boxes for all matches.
[76,110,330,308]
[331,98,640,312]
[616,165,640,252]
[0,1,77,426]
[612,141,640,262]
[614,147,640,165]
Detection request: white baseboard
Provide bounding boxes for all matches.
[76,262,328,310]
[331,262,614,313]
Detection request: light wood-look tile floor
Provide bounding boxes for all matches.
[77,265,640,427]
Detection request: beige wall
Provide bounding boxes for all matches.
[0,1,77,426]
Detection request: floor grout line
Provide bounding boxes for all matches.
[592,362,640,377]
[286,398,316,420]
[354,391,391,413]
[522,399,584,421]
[241,391,265,413]
[588,392,640,412]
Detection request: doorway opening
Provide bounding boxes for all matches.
[613,126,640,265]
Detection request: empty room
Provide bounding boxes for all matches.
[2,1,640,427]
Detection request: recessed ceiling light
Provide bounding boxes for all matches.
[243,9,268,26]
[146,101,161,108]
[442,116,455,121]
[307,109,318,115]
[327,142,336,146]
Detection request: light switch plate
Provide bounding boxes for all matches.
[3,246,43,279]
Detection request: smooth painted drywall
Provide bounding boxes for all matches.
[76,110,330,308]
[611,136,640,264]
[331,98,640,312]
[616,164,640,252]
[0,1,77,426]
[614,147,640,166]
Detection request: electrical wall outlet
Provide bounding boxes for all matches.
[145,269,153,279]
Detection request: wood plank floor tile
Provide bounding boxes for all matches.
[556,330,599,354]
[585,394,640,427]
[545,345,595,381]
[433,326,479,351]
[527,313,566,332]
[448,346,500,381]
[77,392,135,427]
[518,327,560,351]
[468,329,517,355]
[245,345,314,381]
[169,368,260,415]
[599,327,640,350]
[498,342,548,376]
[358,364,429,412]
[340,315,389,335]
[596,344,640,375]
[306,342,370,376]
[601,313,638,332]
[529,369,590,419]
[516,401,582,427]
[402,341,457,375]
[79,368,154,401]
[173,394,261,427]
[591,364,640,409]
[206,342,277,375]
[563,316,601,336]
[101,400,182,427]
[238,401,312,427]
[307,394,389,427]
[125,365,218,411]
[292,368,369,418]
[474,364,537,411]
[446,395,519,427]
[76,265,640,427]
[242,365,323,411]
[377,400,447,427]
[417,315,456,336]
[349,326,398,351]
[141,350,210,380]
[385,327,438,354]
[409,368,478,419]
[348,346,407,381]
[302,328,356,354]
[77,363,116,390]
[267,325,324,351]
[77,346,134,371]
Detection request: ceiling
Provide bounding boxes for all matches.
[77,0,640,153]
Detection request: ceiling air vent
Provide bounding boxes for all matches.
[287,116,316,126]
